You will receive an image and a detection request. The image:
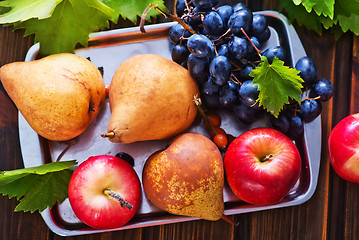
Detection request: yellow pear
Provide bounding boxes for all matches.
[0,53,105,141]
[103,54,199,144]
[142,132,225,221]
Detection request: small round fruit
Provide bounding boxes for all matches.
[213,133,228,149]
[209,127,226,139]
[68,155,141,229]
[207,113,221,128]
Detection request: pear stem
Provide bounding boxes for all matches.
[101,132,115,138]
[221,214,239,227]
[103,189,133,210]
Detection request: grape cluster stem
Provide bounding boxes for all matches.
[140,4,196,34]
[193,95,219,135]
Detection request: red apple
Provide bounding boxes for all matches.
[224,128,301,205]
[68,155,141,229]
[328,113,359,183]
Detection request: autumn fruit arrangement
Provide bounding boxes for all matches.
[1,0,350,234]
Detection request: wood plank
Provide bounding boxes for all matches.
[141,217,235,240]
[0,24,51,240]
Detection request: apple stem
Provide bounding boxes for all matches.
[261,154,274,162]
[221,214,239,227]
[103,189,133,210]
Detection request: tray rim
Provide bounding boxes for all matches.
[19,10,322,237]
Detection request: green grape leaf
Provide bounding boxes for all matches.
[336,0,359,16]
[0,0,63,24]
[293,0,335,18]
[250,56,304,117]
[101,0,168,24]
[280,0,325,35]
[280,0,359,37]
[337,13,359,35]
[13,0,113,56]
[0,160,77,213]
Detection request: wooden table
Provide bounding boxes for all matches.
[1,1,358,239]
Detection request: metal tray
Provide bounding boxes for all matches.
[20,11,321,236]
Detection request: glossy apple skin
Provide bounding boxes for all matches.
[328,113,359,183]
[224,128,301,205]
[68,155,141,229]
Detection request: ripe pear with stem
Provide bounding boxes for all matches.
[0,53,106,141]
[102,54,199,144]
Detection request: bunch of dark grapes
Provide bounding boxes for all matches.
[169,0,334,143]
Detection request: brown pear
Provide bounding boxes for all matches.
[0,53,105,141]
[142,132,224,221]
[103,54,199,144]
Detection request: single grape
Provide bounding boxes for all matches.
[219,80,238,108]
[228,36,249,61]
[171,44,190,64]
[203,11,224,35]
[217,43,229,57]
[202,76,220,95]
[256,27,271,43]
[228,9,253,35]
[238,80,260,108]
[115,152,135,167]
[209,55,232,85]
[193,0,217,9]
[299,99,322,123]
[247,36,261,61]
[216,5,233,27]
[239,65,254,81]
[232,2,248,12]
[309,78,334,101]
[286,115,304,139]
[251,14,268,36]
[295,56,318,87]
[232,100,261,124]
[187,54,209,83]
[248,36,260,53]
[187,34,215,58]
[261,46,286,63]
[201,91,221,110]
[169,24,186,44]
[270,114,290,134]
[176,0,187,17]
[188,7,207,30]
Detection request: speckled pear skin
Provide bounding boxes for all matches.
[107,54,199,144]
[142,132,224,221]
[0,53,105,141]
